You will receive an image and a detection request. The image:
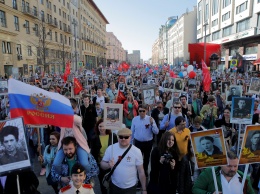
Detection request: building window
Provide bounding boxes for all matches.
[212,31,220,40]
[2,42,6,53]
[60,34,63,43]
[25,20,30,34]
[67,2,69,9]
[34,24,39,36]
[69,37,71,45]
[236,1,248,14]
[223,25,232,37]
[212,19,218,27]
[212,0,219,16]
[64,35,67,44]
[54,5,56,12]
[55,32,58,42]
[63,0,65,6]
[6,42,12,54]
[41,10,45,21]
[197,29,201,34]
[197,1,202,25]
[222,11,230,22]
[244,43,258,55]
[40,0,44,4]
[229,46,239,56]
[28,46,32,56]
[223,0,231,8]
[204,3,209,22]
[258,0,260,3]
[14,16,19,31]
[237,18,250,32]
[59,9,61,16]
[13,0,18,9]
[0,10,7,27]
[49,30,52,40]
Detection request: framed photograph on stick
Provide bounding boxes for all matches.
[230,97,254,124]
[190,128,228,169]
[0,80,8,95]
[239,125,260,165]
[141,85,156,105]
[249,78,260,94]
[104,103,123,130]
[0,117,31,175]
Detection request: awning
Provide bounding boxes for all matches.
[253,58,260,65]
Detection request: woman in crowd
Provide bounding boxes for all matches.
[155,90,162,103]
[90,118,118,194]
[199,136,223,156]
[123,93,139,128]
[214,107,237,146]
[39,131,60,194]
[148,131,179,194]
[161,92,168,107]
[200,95,218,129]
[189,116,206,132]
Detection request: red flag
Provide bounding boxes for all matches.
[116,90,126,103]
[74,78,83,95]
[63,61,71,82]
[238,59,242,68]
[201,59,212,92]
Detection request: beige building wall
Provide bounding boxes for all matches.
[78,0,108,69]
[106,32,125,65]
[152,38,159,65]
[0,0,73,76]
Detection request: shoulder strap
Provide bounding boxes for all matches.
[107,144,132,178]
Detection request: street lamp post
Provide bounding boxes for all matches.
[72,19,77,71]
[203,22,208,64]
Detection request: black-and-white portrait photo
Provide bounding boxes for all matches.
[41,78,48,88]
[126,77,133,86]
[195,135,223,157]
[231,97,253,119]
[211,81,218,91]
[188,79,196,90]
[107,108,119,121]
[0,117,30,175]
[165,78,174,89]
[143,89,155,105]
[237,79,244,86]
[249,78,260,94]
[87,76,93,86]
[245,130,260,152]
[0,81,8,94]
[142,76,148,84]
[226,85,242,102]
[221,81,230,94]
[174,79,183,91]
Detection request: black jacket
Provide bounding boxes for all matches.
[0,170,39,194]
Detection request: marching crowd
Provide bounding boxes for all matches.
[0,64,260,194]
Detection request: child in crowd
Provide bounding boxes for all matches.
[95,102,103,120]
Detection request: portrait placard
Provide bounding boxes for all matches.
[41,77,48,88]
[118,83,125,92]
[221,81,230,94]
[174,78,183,91]
[103,103,123,130]
[211,81,218,91]
[86,76,93,86]
[142,75,148,85]
[190,128,227,169]
[225,85,242,102]
[140,85,156,105]
[230,97,254,124]
[188,79,196,90]
[249,78,260,94]
[126,76,133,87]
[0,80,8,95]
[0,117,31,175]
[239,125,260,165]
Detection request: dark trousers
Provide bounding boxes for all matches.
[109,181,136,194]
[134,139,153,176]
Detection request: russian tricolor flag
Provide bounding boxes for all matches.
[8,78,74,128]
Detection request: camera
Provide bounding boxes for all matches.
[163,153,173,163]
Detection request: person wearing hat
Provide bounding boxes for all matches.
[59,163,95,194]
[100,128,147,194]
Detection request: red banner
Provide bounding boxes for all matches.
[74,78,83,95]
[116,90,126,103]
[63,61,71,82]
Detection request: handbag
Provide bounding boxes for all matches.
[102,144,132,189]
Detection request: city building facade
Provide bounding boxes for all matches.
[106,32,126,66]
[197,0,260,71]
[168,8,197,65]
[127,50,141,65]
[0,0,108,76]
[152,38,159,65]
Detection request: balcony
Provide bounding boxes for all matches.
[64,26,71,34]
[47,18,58,28]
[21,6,38,18]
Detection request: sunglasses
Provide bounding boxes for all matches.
[139,110,145,112]
[118,136,130,139]
[174,107,181,109]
